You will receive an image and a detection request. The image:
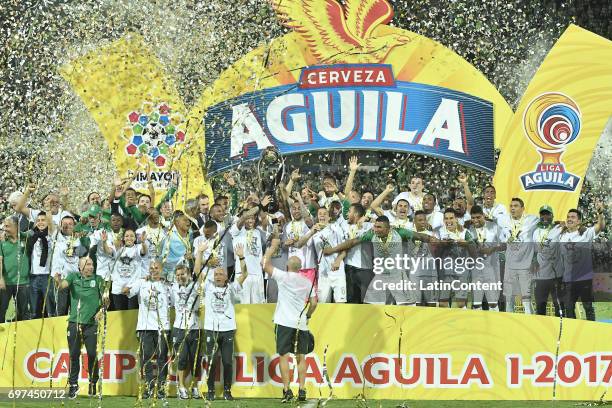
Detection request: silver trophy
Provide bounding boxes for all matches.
[257,146,285,213]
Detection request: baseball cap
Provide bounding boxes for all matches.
[539,205,553,215]
[392,192,411,207]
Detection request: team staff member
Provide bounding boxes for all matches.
[56,256,108,399]
[532,205,563,316]
[195,243,248,401]
[263,236,317,403]
[0,216,31,323]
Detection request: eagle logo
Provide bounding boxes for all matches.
[271,0,411,63]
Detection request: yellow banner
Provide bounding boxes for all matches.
[1,305,610,400]
[494,25,612,217]
[60,34,212,206]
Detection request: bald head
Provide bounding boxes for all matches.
[287,256,302,272]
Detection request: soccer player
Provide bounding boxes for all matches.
[326,215,436,305]
[436,209,473,308]
[195,242,248,401]
[503,198,539,314]
[337,203,372,303]
[192,220,224,281]
[124,260,171,400]
[411,211,438,306]
[171,264,204,400]
[559,202,605,320]
[311,207,347,303]
[229,206,265,304]
[89,212,123,280]
[469,205,506,311]
[109,229,147,310]
[407,176,425,211]
[0,216,32,322]
[263,236,317,403]
[56,256,109,398]
[136,208,167,274]
[481,185,510,228]
[423,193,444,230]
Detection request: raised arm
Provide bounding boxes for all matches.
[291,191,314,228]
[236,206,260,229]
[263,237,281,278]
[139,231,148,256]
[594,200,606,234]
[457,173,474,209]
[369,183,395,212]
[15,183,36,218]
[234,243,248,286]
[323,236,361,255]
[100,230,114,256]
[194,239,209,281]
[285,169,300,198]
[295,223,322,248]
[343,156,360,198]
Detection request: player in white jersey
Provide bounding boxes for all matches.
[284,200,313,268]
[310,207,347,303]
[532,205,563,316]
[436,208,473,308]
[136,208,166,274]
[229,206,265,304]
[559,202,605,321]
[371,184,413,230]
[468,205,506,311]
[411,211,438,306]
[124,260,171,400]
[110,229,148,310]
[195,241,248,401]
[503,198,539,314]
[193,220,226,281]
[171,264,204,400]
[423,193,444,230]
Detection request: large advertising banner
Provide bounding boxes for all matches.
[494,25,612,217]
[1,306,610,400]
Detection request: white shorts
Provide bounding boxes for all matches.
[240,274,265,304]
[317,273,347,303]
[503,268,532,297]
[472,265,500,304]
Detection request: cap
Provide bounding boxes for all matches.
[539,205,553,215]
[60,211,76,221]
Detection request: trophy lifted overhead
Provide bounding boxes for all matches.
[257,146,285,213]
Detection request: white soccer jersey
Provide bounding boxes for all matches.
[310,224,344,277]
[110,244,143,295]
[51,233,84,279]
[469,221,505,269]
[128,278,171,331]
[230,225,264,276]
[284,220,314,269]
[89,229,117,279]
[384,210,413,230]
[136,225,166,273]
[171,280,202,330]
[426,211,444,230]
[340,221,373,268]
[482,203,510,229]
[203,280,241,331]
[559,226,597,282]
[504,214,539,270]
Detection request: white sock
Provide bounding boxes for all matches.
[473,303,482,309]
[522,300,533,315]
[505,300,514,312]
[490,305,499,311]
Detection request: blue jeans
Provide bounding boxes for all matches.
[30,274,56,318]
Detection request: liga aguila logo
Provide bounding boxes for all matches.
[520,92,582,191]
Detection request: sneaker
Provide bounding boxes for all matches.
[298,389,306,401]
[206,390,215,401]
[281,388,293,403]
[141,389,150,400]
[68,384,79,399]
[191,387,202,399]
[88,383,96,397]
[177,387,189,400]
[223,389,234,401]
[157,387,167,400]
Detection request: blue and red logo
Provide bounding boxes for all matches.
[520,92,581,191]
